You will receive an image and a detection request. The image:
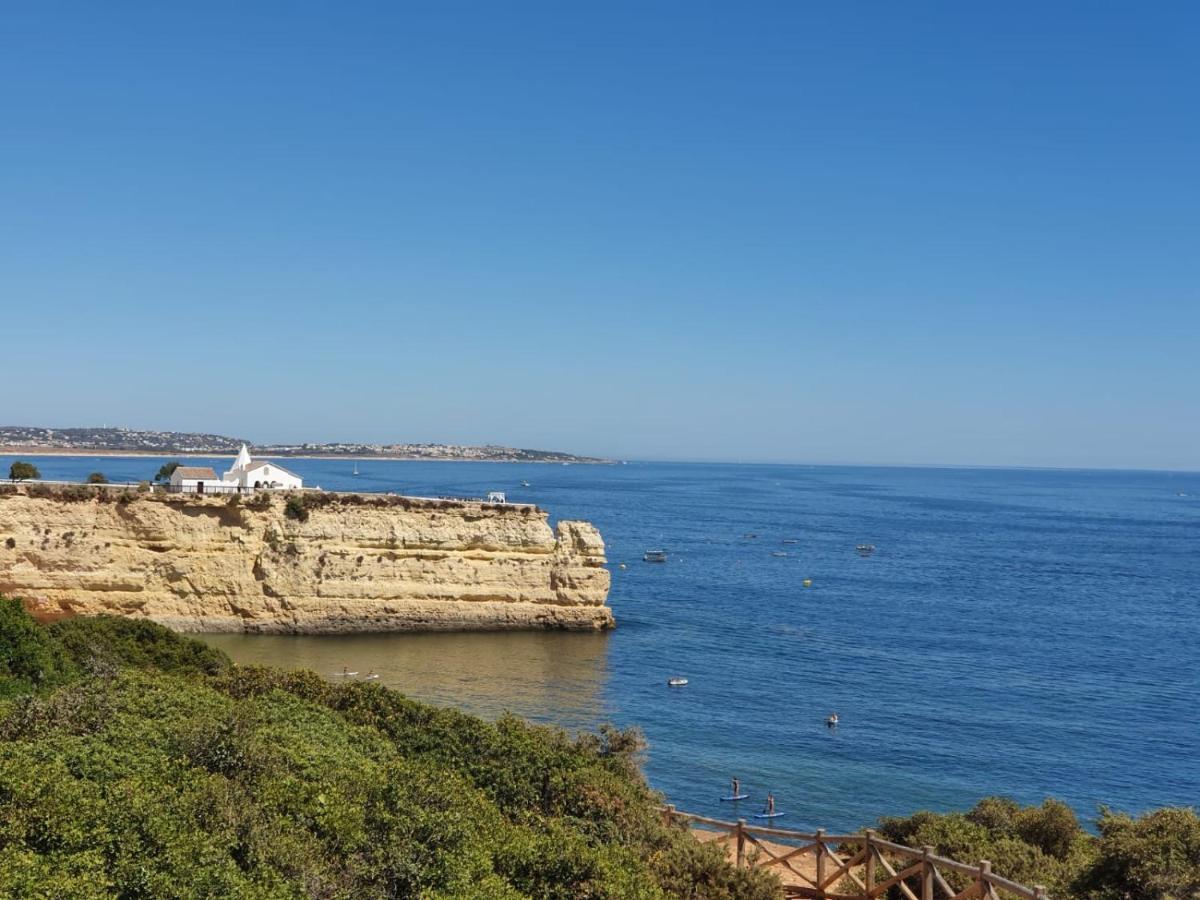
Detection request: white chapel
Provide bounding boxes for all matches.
[222,445,303,490]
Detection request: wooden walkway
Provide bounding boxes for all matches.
[666,806,1048,900]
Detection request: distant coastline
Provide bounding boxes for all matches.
[0,426,611,464]
[0,448,610,464]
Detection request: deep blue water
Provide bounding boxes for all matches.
[6,455,1199,831]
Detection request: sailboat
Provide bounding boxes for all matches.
[352,462,360,476]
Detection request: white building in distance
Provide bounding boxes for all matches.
[223,444,303,490]
[168,466,222,494]
[166,446,302,493]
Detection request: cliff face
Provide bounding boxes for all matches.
[0,487,613,633]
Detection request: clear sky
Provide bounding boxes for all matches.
[2,3,1197,468]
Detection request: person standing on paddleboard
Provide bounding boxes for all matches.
[764,793,775,816]
[731,777,740,798]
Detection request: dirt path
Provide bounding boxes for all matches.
[692,826,821,890]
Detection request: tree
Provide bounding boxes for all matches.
[154,461,179,482]
[86,472,109,484]
[8,461,40,481]
[1079,807,1200,899]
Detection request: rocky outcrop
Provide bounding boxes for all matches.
[0,486,613,632]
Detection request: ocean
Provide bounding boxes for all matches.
[5,454,1198,831]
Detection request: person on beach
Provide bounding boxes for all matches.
[731,777,740,798]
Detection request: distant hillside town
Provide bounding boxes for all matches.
[0,426,609,463]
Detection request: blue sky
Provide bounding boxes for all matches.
[2,3,1197,467]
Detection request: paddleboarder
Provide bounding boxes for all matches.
[731,777,740,799]
[764,793,775,816]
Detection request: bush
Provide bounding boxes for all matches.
[0,597,77,696]
[48,616,231,677]
[1079,807,1200,899]
[244,491,272,511]
[153,461,179,482]
[8,461,40,481]
[876,797,1200,898]
[284,494,309,522]
[86,472,108,484]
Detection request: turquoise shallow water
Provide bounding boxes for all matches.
[7,455,1199,831]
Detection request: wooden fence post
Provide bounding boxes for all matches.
[663,804,675,827]
[736,819,746,869]
[815,828,826,894]
[864,829,876,896]
[921,845,934,900]
[977,860,992,900]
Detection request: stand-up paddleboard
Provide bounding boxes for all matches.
[720,794,750,801]
[754,811,785,819]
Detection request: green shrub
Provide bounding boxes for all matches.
[284,494,309,522]
[244,491,272,511]
[153,461,179,482]
[8,461,40,481]
[86,472,108,484]
[48,616,231,677]
[1078,807,1200,899]
[0,597,77,696]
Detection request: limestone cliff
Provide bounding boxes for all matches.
[0,486,613,632]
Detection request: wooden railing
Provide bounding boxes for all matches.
[662,805,1048,900]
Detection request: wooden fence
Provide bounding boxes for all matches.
[662,806,1048,900]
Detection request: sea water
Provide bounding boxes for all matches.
[6,455,1198,831]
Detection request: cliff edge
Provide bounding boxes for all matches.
[0,486,613,632]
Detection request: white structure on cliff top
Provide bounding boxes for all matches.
[223,444,302,490]
[169,466,222,493]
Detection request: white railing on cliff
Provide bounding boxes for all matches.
[662,805,1048,900]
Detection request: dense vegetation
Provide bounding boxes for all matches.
[877,796,1200,899]
[0,599,779,898]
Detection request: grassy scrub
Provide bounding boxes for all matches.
[877,796,1200,899]
[0,599,780,899]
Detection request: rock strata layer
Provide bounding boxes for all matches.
[0,486,613,633]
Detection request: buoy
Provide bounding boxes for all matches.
[802,578,812,588]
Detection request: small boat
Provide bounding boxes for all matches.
[742,532,758,539]
[771,551,788,558]
[781,539,801,544]
[618,563,627,569]
[720,794,750,802]
[520,480,531,487]
[644,549,668,562]
[856,544,875,557]
[340,671,359,677]
[365,671,380,680]
[667,677,688,687]
[827,713,839,727]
